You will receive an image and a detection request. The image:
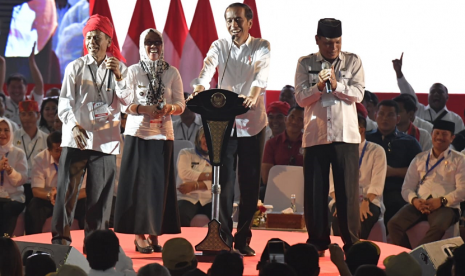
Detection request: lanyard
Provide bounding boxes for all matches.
[22,137,39,161]
[420,150,451,184]
[1,152,10,186]
[359,141,368,168]
[88,65,108,101]
[195,149,211,165]
[53,163,58,173]
[181,124,195,141]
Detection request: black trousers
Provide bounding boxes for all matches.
[0,199,25,236]
[51,147,115,245]
[178,200,212,227]
[303,143,360,251]
[388,204,460,249]
[219,127,266,247]
[25,197,86,235]
[331,202,380,240]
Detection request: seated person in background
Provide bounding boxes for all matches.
[0,118,28,237]
[279,85,297,107]
[388,120,465,248]
[53,114,62,132]
[395,93,433,133]
[25,131,86,234]
[264,101,290,142]
[173,93,202,145]
[393,53,464,133]
[45,87,60,98]
[393,94,432,151]
[0,94,19,132]
[176,127,212,227]
[13,100,48,206]
[362,90,378,132]
[85,229,136,276]
[260,106,304,200]
[38,97,58,134]
[330,115,386,239]
[366,100,422,227]
[0,48,44,127]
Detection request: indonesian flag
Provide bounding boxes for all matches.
[162,0,188,69]
[243,0,262,38]
[121,0,156,66]
[179,0,218,92]
[89,0,121,54]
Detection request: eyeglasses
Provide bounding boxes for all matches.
[144,40,162,46]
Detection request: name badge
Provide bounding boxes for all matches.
[88,102,110,122]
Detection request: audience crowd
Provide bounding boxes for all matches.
[1,12,465,275]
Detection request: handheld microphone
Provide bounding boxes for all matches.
[106,69,112,92]
[219,35,235,89]
[321,61,332,93]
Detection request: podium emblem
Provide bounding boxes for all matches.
[211,92,226,108]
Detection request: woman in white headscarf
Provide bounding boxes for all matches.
[0,118,28,237]
[114,29,184,254]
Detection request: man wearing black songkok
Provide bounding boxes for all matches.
[294,18,365,255]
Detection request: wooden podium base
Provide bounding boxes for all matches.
[195,219,231,261]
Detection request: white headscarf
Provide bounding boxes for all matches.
[0,118,13,156]
[138,28,170,106]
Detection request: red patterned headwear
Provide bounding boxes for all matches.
[266,101,291,116]
[19,100,39,113]
[82,14,126,63]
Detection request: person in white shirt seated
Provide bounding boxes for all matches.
[85,229,136,276]
[176,127,212,227]
[173,93,202,145]
[392,53,464,134]
[0,118,28,237]
[329,115,387,239]
[25,131,86,234]
[393,94,432,151]
[388,120,465,249]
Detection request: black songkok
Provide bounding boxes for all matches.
[317,18,342,38]
[433,120,455,134]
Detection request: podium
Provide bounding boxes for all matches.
[186,89,249,257]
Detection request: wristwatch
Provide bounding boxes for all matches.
[47,192,51,201]
[440,197,448,207]
[363,197,371,203]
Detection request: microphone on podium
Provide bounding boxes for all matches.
[219,35,235,89]
[321,61,332,93]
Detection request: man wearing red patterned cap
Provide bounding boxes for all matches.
[265,101,290,141]
[51,14,132,245]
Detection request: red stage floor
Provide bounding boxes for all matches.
[14,227,409,276]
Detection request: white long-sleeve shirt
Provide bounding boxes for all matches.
[59,55,130,154]
[31,148,86,190]
[329,140,387,216]
[115,64,185,140]
[402,149,465,209]
[191,35,271,137]
[0,147,28,203]
[295,51,365,147]
[397,76,464,134]
[173,114,202,144]
[414,117,433,134]
[13,128,48,182]
[176,148,212,206]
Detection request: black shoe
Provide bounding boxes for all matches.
[151,244,163,252]
[234,244,256,256]
[134,240,154,254]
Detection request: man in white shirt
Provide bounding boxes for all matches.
[0,48,44,127]
[330,115,386,239]
[173,93,202,145]
[392,53,464,134]
[190,3,270,256]
[51,15,130,246]
[295,18,364,254]
[25,131,86,234]
[13,100,48,205]
[393,95,432,151]
[388,120,465,248]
